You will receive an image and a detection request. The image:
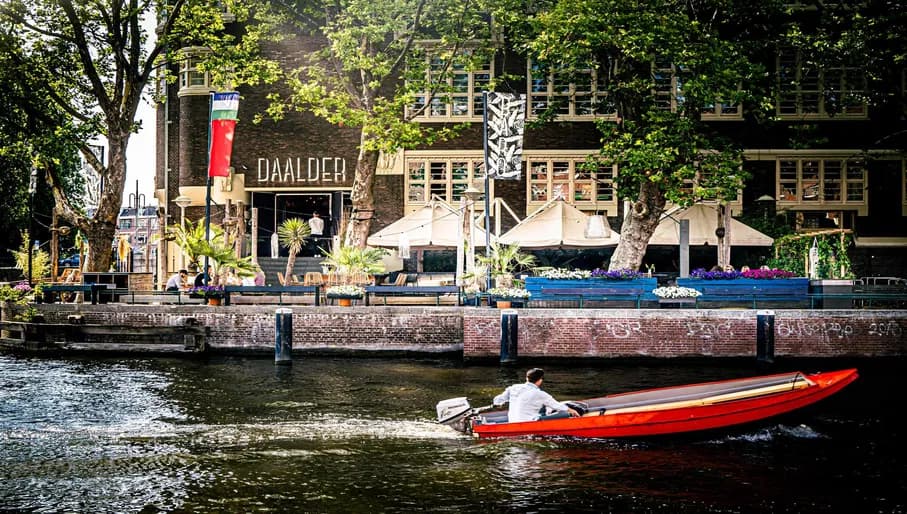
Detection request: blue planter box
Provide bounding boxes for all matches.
[676,277,809,302]
[525,277,658,301]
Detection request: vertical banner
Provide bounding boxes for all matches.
[484,92,526,180]
[208,92,240,178]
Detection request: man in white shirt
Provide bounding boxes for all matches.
[493,368,580,423]
[308,212,324,236]
[165,269,188,291]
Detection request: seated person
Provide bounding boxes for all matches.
[493,368,580,422]
[166,269,189,291]
[194,265,213,287]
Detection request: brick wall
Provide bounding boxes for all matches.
[16,305,907,358]
[463,309,907,359]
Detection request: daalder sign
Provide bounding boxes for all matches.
[256,156,349,186]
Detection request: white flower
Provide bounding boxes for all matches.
[652,286,702,299]
[487,287,532,299]
[327,285,366,297]
[539,268,591,280]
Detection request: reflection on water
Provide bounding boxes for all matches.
[1,354,904,513]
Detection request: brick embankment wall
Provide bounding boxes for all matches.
[11,304,907,358]
[463,309,907,359]
[26,304,463,354]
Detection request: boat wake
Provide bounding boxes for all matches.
[716,423,827,443]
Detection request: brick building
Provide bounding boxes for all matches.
[154,6,907,283]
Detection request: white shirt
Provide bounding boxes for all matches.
[308,215,324,235]
[165,274,184,290]
[493,382,570,422]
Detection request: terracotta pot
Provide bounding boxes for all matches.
[338,298,352,307]
[208,297,222,306]
[496,300,512,309]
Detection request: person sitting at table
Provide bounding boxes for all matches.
[194,265,213,287]
[166,269,188,291]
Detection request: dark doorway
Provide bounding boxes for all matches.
[276,193,332,257]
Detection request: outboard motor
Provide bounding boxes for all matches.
[436,397,474,434]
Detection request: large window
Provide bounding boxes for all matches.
[527,62,616,119]
[410,49,492,120]
[653,57,742,119]
[405,154,490,212]
[526,153,618,213]
[777,157,867,214]
[776,48,867,118]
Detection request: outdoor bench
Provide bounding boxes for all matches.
[222,285,321,306]
[364,285,461,306]
[42,283,126,304]
[538,287,648,308]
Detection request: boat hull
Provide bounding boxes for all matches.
[469,369,858,439]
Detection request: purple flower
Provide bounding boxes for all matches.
[690,268,743,280]
[13,282,32,293]
[189,285,224,297]
[590,268,643,280]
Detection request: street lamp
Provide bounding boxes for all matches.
[27,165,37,287]
[127,181,146,272]
[174,196,192,269]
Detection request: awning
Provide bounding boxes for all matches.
[649,203,773,246]
[497,198,620,248]
[366,198,493,250]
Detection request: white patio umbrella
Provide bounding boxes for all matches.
[497,197,620,248]
[649,203,773,246]
[366,198,493,250]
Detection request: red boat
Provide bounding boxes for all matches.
[436,369,858,439]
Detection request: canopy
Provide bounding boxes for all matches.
[497,198,620,248]
[649,203,773,246]
[366,198,493,250]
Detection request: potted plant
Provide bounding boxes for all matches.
[326,284,366,306]
[487,286,531,309]
[320,244,388,285]
[476,243,535,288]
[189,285,225,305]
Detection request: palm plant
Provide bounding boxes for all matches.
[169,219,224,272]
[320,244,388,281]
[476,242,536,288]
[195,240,259,285]
[278,218,311,281]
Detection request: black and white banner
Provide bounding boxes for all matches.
[484,92,525,180]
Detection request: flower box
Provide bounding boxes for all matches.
[676,277,809,304]
[525,276,658,301]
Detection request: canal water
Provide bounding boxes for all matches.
[0,353,904,513]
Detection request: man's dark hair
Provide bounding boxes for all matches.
[526,368,545,382]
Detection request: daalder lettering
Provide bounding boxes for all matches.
[256,157,347,184]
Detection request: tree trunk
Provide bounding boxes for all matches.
[608,182,666,271]
[344,131,380,248]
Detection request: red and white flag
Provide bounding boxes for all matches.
[208,92,240,178]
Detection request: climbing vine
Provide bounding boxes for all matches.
[767,230,853,279]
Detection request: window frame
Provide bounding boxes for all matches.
[524,151,619,215]
[776,156,868,215]
[409,47,494,122]
[178,47,213,96]
[404,152,492,213]
[776,47,868,119]
[526,61,617,121]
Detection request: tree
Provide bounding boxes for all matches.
[491,0,782,270]
[277,217,310,283]
[0,0,281,272]
[0,30,84,264]
[268,0,492,248]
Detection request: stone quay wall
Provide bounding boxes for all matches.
[13,304,907,359]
